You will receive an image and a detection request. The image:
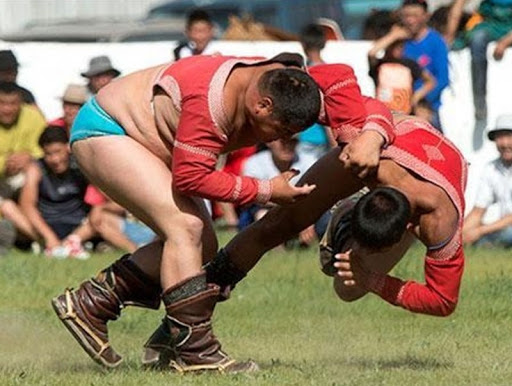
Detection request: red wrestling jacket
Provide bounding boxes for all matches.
[309,64,395,146]
[366,119,468,316]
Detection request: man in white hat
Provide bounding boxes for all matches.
[49,84,88,136]
[463,114,512,247]
[81,55,120,95]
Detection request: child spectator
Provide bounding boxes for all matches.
[240,137,319,246]
[298,23,333,160]
[368,38,436,114]
[371,0,449,130]
[19,126,93,259]
[173,8,217,61]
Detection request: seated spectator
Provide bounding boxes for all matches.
[49,84,88,137]
[0,81,46,198]
[368,38,436,114]
[0,50,36,105]
[463,114,512,248]
[174,8,217,61]
[89,198,156,253]
[19,126,93,258]
[81,55,120,95]
[239,137,319,247]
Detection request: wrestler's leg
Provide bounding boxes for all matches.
[225,147,363,273]
[333,232,416,301]
[53,136,252,372]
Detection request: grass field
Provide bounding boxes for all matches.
[1,231,512,385]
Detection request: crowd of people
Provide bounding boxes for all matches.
[1,0,511,259]
[0,0,509,375]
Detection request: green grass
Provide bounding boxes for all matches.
[1,232,512,385]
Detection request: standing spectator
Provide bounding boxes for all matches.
[173,8,217,61]
[298,23,333,160]
[19,126,92,258]
[445,0,512,147]
[0,82,46,196]
[0,50,36,105]
[49,84,88,138]
[81,55,120,95]
[368,38,436,114]
[463,114,512,248]
[374,0,449,130]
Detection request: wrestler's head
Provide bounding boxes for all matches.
[351,187,411,252]
[247,68,320,143]
[39,126,71,175]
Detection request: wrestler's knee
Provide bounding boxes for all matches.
[164,212,205,245]
[333,277,367,302]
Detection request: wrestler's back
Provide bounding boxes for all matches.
[96,63,176,164]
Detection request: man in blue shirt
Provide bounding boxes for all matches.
[370,0,449,131]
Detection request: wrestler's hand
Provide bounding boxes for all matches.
[299,225,317,246]
[334,249,368,287]
[270,169,316,205]
[339,130,384,179]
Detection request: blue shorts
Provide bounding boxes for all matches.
[70,97,126,145]
[121,219,156,247]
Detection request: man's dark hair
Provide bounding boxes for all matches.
[258,68,320,130]
[0,81,21,95]
[39,126,69,147]
[351,187,411,250]
[300,24,326,51]
[402,0,428,11]
[186,8,212,28]
[362,10,397,40]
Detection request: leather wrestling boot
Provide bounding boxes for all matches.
[142,249,246,367]
[148,272,258,373]
[52,254,161,368]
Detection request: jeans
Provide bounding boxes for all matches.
[476,226,512,248]
[469,28,493,120]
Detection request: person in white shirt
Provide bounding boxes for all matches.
[463,114,512,247]
[241,137,321,246]
[173,9,217,61]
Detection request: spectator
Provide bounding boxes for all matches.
[173,8,217,61]
[413,98,435,124]
[373,0,449,130]
[240,137,319,246]
[0,50,36,105]
[0,81,46,197]
[463,114,512,248]
[362,9,398,40]
[368,38,436,114]
[49,84,88,137]
[19,126,92,258]
[88,198,156,253]
[81,55,120,95]
[298,23,333,160]
[446,0,512,146]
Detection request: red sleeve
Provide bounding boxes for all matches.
[171,96,272,205]
[308,64,395,145]
[365,245,465,316]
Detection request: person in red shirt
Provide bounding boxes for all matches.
[51,53,324,373]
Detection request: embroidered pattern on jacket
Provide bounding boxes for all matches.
[174,140,217,160]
